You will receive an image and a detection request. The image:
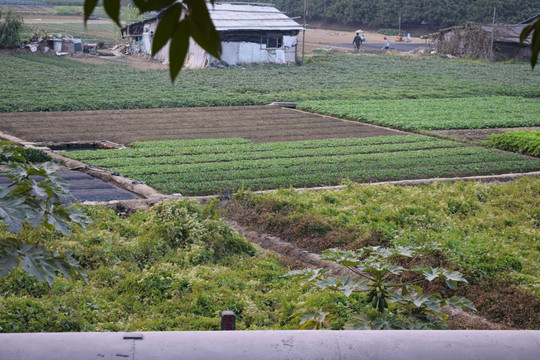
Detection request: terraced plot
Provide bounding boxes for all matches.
[64,135,540,196]
[298,97,540,131]
[0,106,403,144]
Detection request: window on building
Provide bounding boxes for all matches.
[261,35,283,49]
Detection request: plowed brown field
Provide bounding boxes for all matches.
[0,105,404,145]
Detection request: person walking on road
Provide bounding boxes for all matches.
[383,36,390,49]
[353,32,363,50]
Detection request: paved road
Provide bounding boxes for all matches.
[325,42,428,52]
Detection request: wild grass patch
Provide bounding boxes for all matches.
[225,177,540,328]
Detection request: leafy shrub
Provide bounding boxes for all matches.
[287,245,475,330]
[0,147,52,163]
[0,9,23,48]
[489,130,540,157]
[0,201,310,332]
[0,145,90,286]
[145,199,256,264]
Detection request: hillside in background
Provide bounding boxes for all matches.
[233,0,538,30]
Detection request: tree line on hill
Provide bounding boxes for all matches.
[232,0,538,30]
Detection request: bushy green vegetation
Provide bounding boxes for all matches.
[62,136,540,196]
[489,130,540,157]
[0,9,23,48]
[226,177,540,328]
[0,200,315,332]
[288,245,475,330]
[1,53,540,112]
[0,142,51,162]
[298,97,540,131]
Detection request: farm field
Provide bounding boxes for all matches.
[297,97,540,131]
[488,130,540,157]
[1,53,540,112]
[1,32,540,332]
[63,136,540,196]
[0,106,404,143]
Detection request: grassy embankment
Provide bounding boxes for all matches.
[224,177,540,329]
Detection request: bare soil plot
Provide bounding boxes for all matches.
[0,105,405,145]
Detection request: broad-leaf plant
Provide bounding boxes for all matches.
[0,146,90,286]
[286,244,476,330]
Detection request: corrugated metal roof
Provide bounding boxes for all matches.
[209,3,303,31]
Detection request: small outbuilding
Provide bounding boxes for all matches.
[121,2,303,68]
[432,17,538,62]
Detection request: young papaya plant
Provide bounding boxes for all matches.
[0,145,91,286]
[285,244,476,330]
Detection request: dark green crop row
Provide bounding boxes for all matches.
[151,160,538,195]
[489,130,540,157]
[65,135,440,161]
[297,97,540,131]
[117,147,484,179]
[2,53,540,113]
[62,137,540,196]
[91,140,458,169]
[66,137,462,168]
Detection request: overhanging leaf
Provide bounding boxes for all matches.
[520,18,540,69]
[132,0,176,13]
[103,0,122,27]
[185,0,221,59]
[83,0,99,23]
[152,3,183,56]
[169,19,190,82]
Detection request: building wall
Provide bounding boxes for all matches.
[186,34,298,68]
[435,24,534,61]
[123,20,298,67]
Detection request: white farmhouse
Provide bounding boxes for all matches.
[121,2,303,68]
